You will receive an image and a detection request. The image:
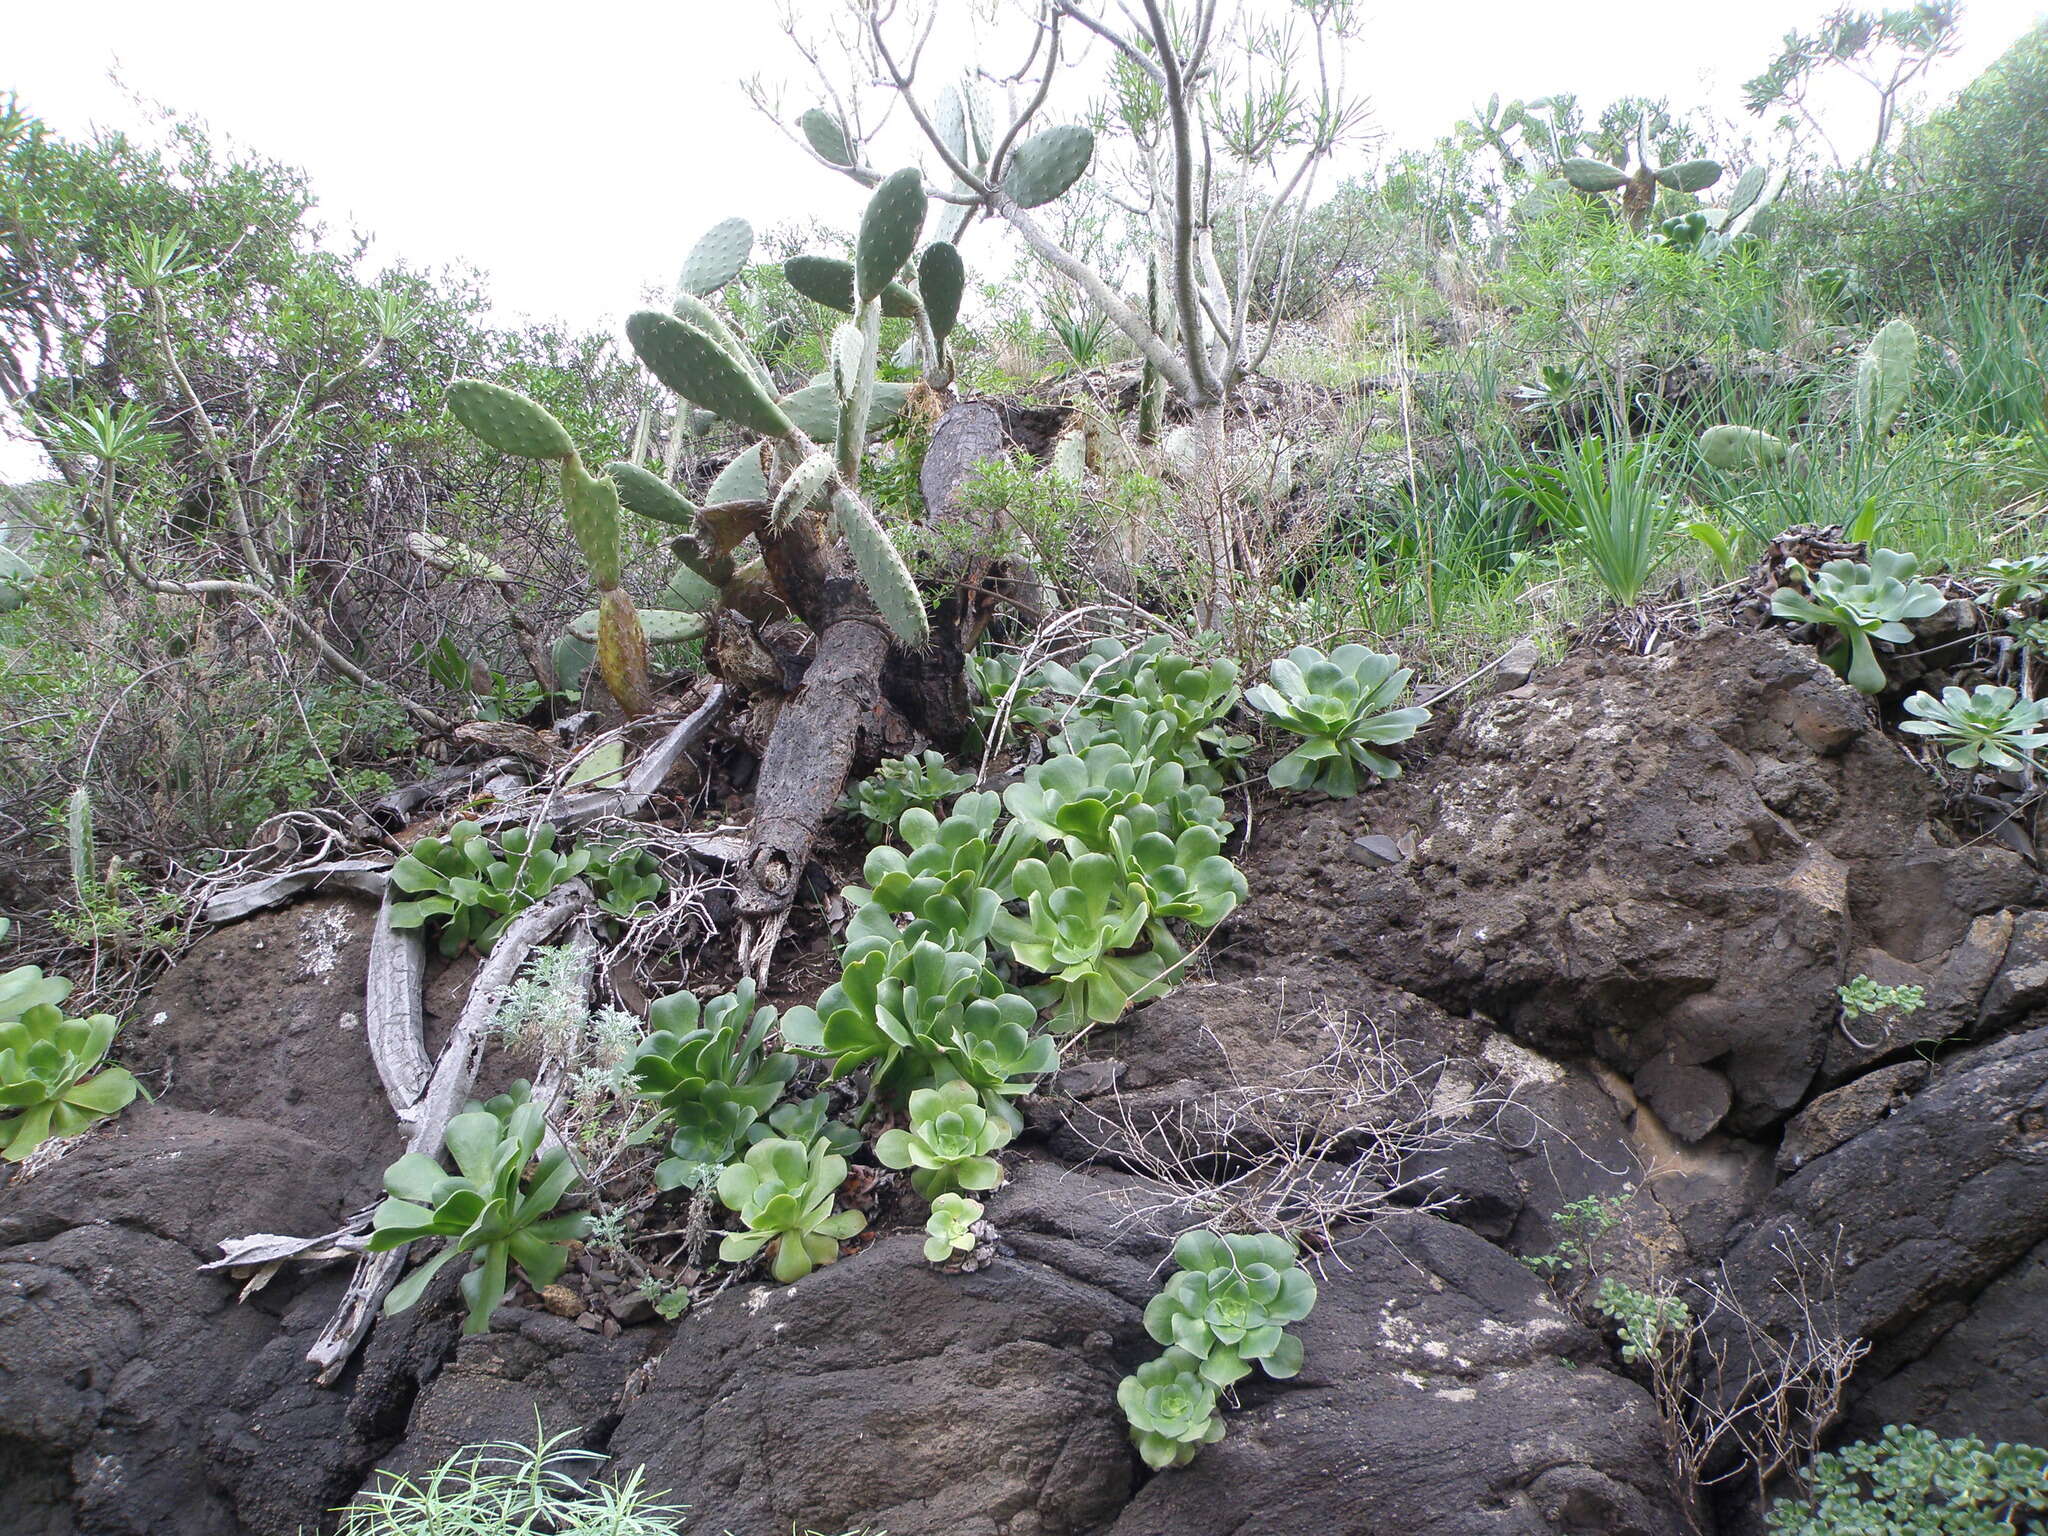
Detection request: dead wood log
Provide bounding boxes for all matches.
[366,886,431,1118]
[303,883,590,1383]
[197,860,390,923]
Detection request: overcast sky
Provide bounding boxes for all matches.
[12,0,2042,336]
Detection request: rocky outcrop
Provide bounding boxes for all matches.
[1230,628,2039,1141]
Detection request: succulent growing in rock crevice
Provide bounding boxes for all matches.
[714,1134,868,1283]
[1142,1230,1319,1388]
[1118,1347,1228,1470]
[628,981,798,1191]
[1900,684,2048,769]
[874,1079,1013,1200]
[1769,548,1944,694]
[1247,644,1431,797]
[0,1002,139,1161]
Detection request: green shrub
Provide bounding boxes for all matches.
[1900,685,2048,769]
[1767,1423,2048,1535]
[843,750,977,844]
[1509,436,1678,606]
[388,822,590,956]
[627,981,798,1191]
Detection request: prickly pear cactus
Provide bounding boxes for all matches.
[680,218,754,298]
[446,380,575,459]
[773,450,837,531]
[596,586,653,717]
[834,490,929,646]
[1002,125,1095,208]
[784,256,922,320]
[1855,319,1918,447]
[856,168,927,306]
[560,457,624,590]
[1699,424,1789,471]
[1653,158,1722,193]
[918,242,965,346]
[607,461,699,528]
[627,311,795,441]
[800,108,854,167]
[1560,157,1630,193]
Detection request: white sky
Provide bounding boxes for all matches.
[3,0,2043,483]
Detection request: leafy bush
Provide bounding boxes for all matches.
[874,1079,1012,1200]
[1769,550,1944,694]
[1141,1229,1319,1388]
[0,999,140,1161]
[627,981,797,1191]
[845,750,977,843]
[369,1082,589,1334]
[1900,685,2048,769]
[1766,1423,2048,1535]
[388,822,590,956]
[714,1134,868,1283]
[1246,645,1431,797]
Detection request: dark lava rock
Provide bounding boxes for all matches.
[1107,1213,1684,1536]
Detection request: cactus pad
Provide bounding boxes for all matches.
[706,445,769,504]
[918,242,965,344]
[779,381,912,445]
[1002,125,1095,208]
[572,603,707,646]
[627,310,795,442]
[934,86,969,167]
[1699,425,1789,472]
[560,457,624,589]
[1654,158,1722,194]
[1722,165,1767,223]
[606,461,699,528]
[857,168,928,305]
[658,563,720,614]
[446,379,574,459]
[1560,157,1629,193]
[1855,319,1918,446]
[834,489,929,646]
[773,449,837,531]
[680,217,754,297]
[800,108,854,167]
[595,587,652,717]
[783,256,920,318]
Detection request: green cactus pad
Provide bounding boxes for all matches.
[1699,424,1789,471]
[934,86,969,167]
[560,457,624,589]
[1654,158,1722,193]
[680,217,754,297]
[918,242,965,344]
[446,379,574,460]
[1002,125,1095,208]
[834,489,928,646]
[627,310,795,442]
[706,447,768,504]
[658,563,720,614]
[857,168,928,306]
[1722,165,1767,223]
[570,605,707,645]
[800,108,855,167]
[783,255,920,319]
[606,461,700,528]
[773,449,837,531]
[779,381,913,446]
[1855,319,1918,446]
[1560,157,1629,193]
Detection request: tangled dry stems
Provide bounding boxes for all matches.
[1073,1000,1514,1258]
